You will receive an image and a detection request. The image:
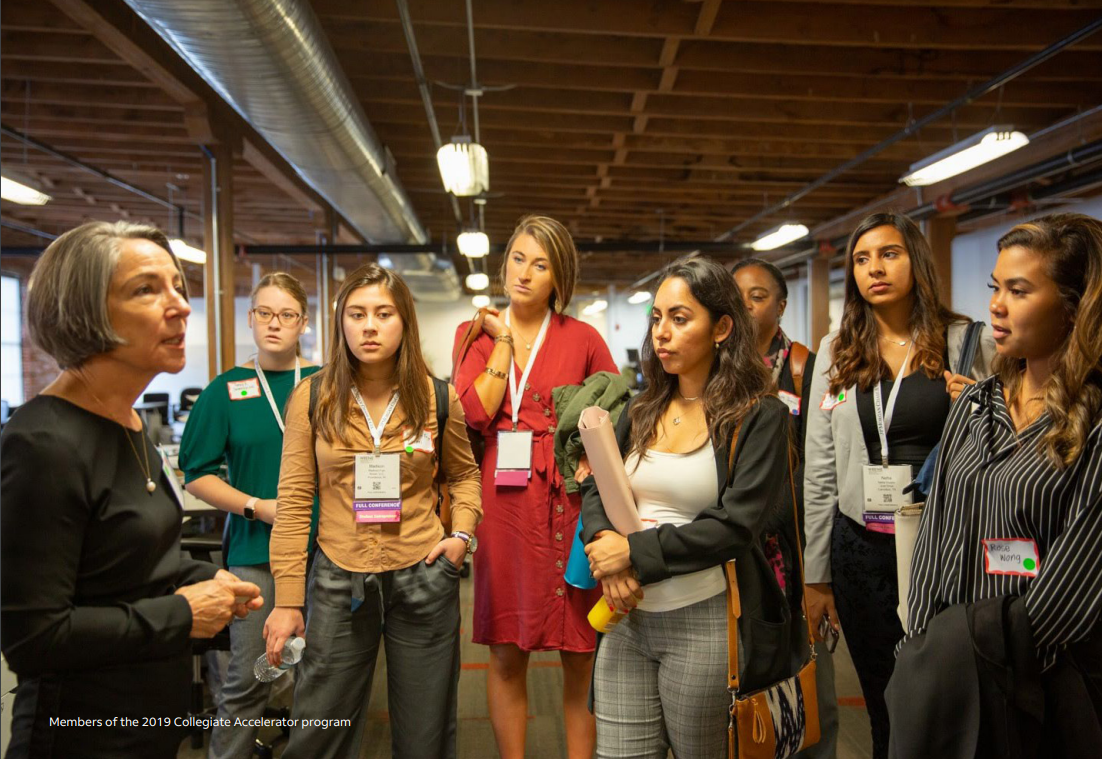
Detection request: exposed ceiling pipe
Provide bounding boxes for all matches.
[0,220,58,241]
[714,16,1102,243]
[394,0,462,226]
[122,0,426,246]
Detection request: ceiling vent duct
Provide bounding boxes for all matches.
[123,0,461,300]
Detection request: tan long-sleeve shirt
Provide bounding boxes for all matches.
[271,374,482,606]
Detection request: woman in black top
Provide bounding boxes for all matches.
[0,221,263,758]
[899,213,1102,755]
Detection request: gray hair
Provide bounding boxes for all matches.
[27,220,185,369]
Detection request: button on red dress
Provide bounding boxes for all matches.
[454,314,618,651]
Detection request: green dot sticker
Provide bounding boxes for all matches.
[405,445,414,454]
[837,392,846,402]
[1023,558,1036,571]
[240,390,248,397]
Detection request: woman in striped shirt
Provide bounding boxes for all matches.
[904,213,1102,742]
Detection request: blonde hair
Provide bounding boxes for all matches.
[994,213,1102,469]
[498,214,579,312]
[27,220,184,368]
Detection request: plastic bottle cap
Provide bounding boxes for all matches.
[289,637,306,654]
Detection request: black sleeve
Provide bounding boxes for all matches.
[0,426,194,677]
[176,558,220,587]
[580,398,635,544]
[796,351,816,463]
[627,398,791,585]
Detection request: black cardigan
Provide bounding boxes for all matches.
[580,394,804,691]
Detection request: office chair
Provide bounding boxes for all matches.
[142,392,171,427]
[175,388,203,422]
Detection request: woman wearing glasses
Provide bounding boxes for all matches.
[178,272,320,759]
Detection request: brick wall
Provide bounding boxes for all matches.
[1,256,58,401]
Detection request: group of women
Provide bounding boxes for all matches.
[1,209,1099,759]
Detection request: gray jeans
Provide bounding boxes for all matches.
[209,563,277,759]
[794,640,839,759]
[283,549,462,759]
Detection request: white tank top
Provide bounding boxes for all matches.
[625,442,726,612]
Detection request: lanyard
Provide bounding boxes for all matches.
[504,308,552,432]
[872,341,914,467]
[350,386,400,457]
[253,355,300,434]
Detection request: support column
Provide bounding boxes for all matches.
[202,141,237,379]
[925,216,956,308]
[809,253,832,350]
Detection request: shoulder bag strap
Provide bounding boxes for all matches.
[956,320,985,378]
[789,342,810,398]
[432,376,449,483]
[452,307,490,377]
[725,418,816,695]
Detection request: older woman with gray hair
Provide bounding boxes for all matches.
[0,221,264,758]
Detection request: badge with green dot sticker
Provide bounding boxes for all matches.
[983,538,1040,578]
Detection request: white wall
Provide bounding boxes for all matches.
[951,198,1102,322]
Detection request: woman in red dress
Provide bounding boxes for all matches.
[454,215,617,759]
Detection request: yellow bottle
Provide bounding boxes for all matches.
[588,598,628,633]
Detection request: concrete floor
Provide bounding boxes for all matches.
[181,569,874,758]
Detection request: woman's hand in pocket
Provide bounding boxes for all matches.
[426,536,467,570]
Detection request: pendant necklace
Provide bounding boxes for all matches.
[673,390,701,426]
[879,334,910,347]
[78,375,156,493]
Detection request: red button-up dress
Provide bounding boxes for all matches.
[454,313,618,651]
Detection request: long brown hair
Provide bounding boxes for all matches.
[251,271,309,356]
[497,214,579,312]
[829,212,967,395]
[628,257,772,462]
[994,213,1102,469]
[310,263,431,446]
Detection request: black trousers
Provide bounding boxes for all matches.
[831,513,904,759]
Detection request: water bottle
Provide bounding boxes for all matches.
[254,637,306,682]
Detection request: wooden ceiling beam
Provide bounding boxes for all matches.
[323,21,1101,81]
[1,79,182,109]
[0,59,155,87]
[313,0,1102,51]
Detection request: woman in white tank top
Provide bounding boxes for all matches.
[580,257,798,758]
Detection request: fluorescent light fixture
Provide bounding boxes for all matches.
[900,126,1029,187]
[465,272,490,291]
[437,137,490,196]
[457,230,490,258]
[1,175,51,206]
[751,223,810,252]
[169,239,207,264]
[628,290,651,305]
[472,294,491,308]
[378,255,394,269]
[582,299,608,316]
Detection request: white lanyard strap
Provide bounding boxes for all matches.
[504,308,552,431]
[350,386,400,457]
[254,355,301,434]
[873,341,914,467]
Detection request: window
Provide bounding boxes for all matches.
[1,275,23,405]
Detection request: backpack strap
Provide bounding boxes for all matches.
[789,342,810,398]
[432,376,449,473]
[956,321,985,379]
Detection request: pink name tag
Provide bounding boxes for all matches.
[354,500,401,523]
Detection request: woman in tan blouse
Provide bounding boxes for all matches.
[264,263,482,759]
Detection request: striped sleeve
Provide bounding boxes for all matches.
[1024,426,1102,652]
[903,382,978,640]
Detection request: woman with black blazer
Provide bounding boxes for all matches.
[580,257,797,758]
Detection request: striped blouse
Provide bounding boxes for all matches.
[905,376,1102,670]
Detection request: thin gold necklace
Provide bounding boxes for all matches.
[673,390,701,425]
[77,375,156,493]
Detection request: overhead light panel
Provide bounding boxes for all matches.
[582,299,608,316]
[169,239,207,265]
[628,291,651,305]
[437,137,490,197]
[900,126,1029,187]
[1,175,52,206]
[751,223,810,251]
[457,230,490,258]
[472,294,491,308]
[465,272,490,291]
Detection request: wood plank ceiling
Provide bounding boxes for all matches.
[2,0,1101,291]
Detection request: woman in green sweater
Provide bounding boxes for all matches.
[179,271,320,759]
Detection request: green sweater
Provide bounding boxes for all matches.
[179,364,321,567]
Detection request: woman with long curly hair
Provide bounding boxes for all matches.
[581,257,798,757]
[802,212,996,757]
[897,213,1102,755]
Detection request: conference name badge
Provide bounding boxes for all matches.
[403,429,434,454]
[779,390,801,416]
[228,378,261,401]
[820,390,846,411]
[353,452,402,523]
[495,429,533,487]
[983,538,1040,578]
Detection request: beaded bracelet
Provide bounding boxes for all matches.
[494,334,514,345]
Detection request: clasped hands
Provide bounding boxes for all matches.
[585,530,644,612]
[176,568,264,639]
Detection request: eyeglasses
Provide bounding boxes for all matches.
[251,307,302,327]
